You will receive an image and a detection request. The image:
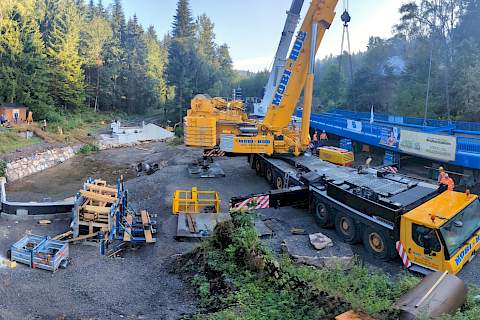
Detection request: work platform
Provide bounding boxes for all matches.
[299,109,480,170]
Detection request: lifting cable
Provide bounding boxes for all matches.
[423,0,437,126]
[338,0,354,111]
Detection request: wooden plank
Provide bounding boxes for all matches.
[67,231,99,243]
[78,221,109,229]
[83,205,111,214]
[94,180,107,186]
[140,210,154,243]
[80,190,116,203]
[86,184,118,195]
[186,213,198,233]
[53,230,73,240]
[123,214,133,242]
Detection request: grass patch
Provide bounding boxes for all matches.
[178,212,423,320]
[168,136,184,146]
[0,129,43,154]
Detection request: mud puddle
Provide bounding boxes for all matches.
[5,153,135,202]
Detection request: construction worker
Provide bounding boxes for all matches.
[365,155,373,169]
[42,119,47,131]
[440,173,455,191]
[27,111,33,125]
[320,130,328,141]
[312,130,318,148]
[437,166,446,184]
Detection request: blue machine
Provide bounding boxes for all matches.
[340,138,353,151]
[10,235,68,272]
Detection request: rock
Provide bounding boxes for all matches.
[281,235,354,270]
[309,232,333,250]
[255,220,273,237]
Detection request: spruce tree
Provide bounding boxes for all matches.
[43,0,85,110]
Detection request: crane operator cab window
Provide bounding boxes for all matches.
[412,224,441,255]
[440,199,480,258]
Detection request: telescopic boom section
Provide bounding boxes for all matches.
[262,0,338,136]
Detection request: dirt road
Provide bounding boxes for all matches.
[1,142,479,319]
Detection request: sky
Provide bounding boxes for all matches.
[104,0,402,71]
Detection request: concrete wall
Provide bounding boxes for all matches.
[5,146,77,182]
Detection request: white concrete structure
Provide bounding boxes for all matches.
[100,121,174,148]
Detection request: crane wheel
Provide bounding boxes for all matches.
[335,213,360,243]
[254,158,263,176]
[265,166,274,184]
[362,226,395,261]
[275,175,284,190]
[314,201,333,227]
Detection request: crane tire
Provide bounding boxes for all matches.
[314,201,333,228]
[335,213,361,244]
[265,166,274,185]
[254,158,263,176]
[362,226,395,261]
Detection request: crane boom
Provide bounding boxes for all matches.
[263,0,337,134]
[254,0,305,117]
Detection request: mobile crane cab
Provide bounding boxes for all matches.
[400,191,480,274]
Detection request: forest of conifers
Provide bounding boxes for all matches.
[1,0,479,122]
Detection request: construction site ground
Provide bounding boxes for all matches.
[1,142,479,319]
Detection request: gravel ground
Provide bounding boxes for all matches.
[1,142,479,319]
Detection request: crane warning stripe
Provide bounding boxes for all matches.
[396,241,411,268]
[232,195,269,211]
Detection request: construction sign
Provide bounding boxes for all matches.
[399,130,457,162]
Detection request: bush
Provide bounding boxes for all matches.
[0,160,6,177]
[79,143,99,154]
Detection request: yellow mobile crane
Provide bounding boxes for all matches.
[185,0,337,156]
[186,0,480,274]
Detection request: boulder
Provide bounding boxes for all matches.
[281,235,354,270]
[309,232,333,250]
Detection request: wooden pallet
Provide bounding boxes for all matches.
[76,180,118,238]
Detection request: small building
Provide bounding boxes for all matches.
[0,103,28,124]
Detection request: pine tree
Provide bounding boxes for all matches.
[82,16,113,111]
[0,0,53,119]
[196,14,216,60]
[144,26,169,108]
[167,0,197,124]
[124,15,149,113]
[172,0,195,38]
[43,0,85,110]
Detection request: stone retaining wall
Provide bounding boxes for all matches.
[5,146,78,181]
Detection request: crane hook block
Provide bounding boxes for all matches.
[341,9,351,24]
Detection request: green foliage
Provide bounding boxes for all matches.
[79,143,99,154]
[0,0,236,122]
[0,160,6,177]
[181,212,435,320]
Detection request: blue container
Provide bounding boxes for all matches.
[340,138,353,151]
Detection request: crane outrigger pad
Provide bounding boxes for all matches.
[176,212,230,239]
[187,159,225,178]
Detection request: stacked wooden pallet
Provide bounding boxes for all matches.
[72,178,156,244]
[76,179,117,237]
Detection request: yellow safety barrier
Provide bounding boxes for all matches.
[172,187,220,214]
